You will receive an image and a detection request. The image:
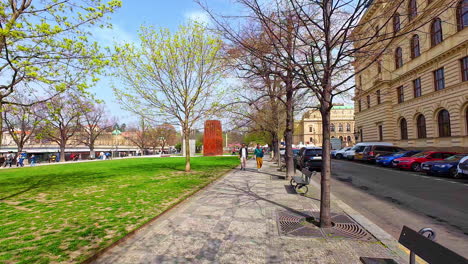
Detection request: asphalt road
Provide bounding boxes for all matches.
[312,159,468,258]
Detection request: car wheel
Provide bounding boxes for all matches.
[411,163,421,172]
[336,154,343,159]
[450,167,461,179]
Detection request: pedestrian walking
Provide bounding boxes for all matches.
[254,144,264,172]
[30,154,37,166]
[4,153,13,167]
[239,143,248,170]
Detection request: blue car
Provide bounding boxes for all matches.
[421,154,468,178]
[375,150,421,167]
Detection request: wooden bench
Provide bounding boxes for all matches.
[289,167,316,195]
[360,225,467,264]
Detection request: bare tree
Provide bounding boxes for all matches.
[124,117,151,155]
[201,0,457,227]
[3,99,45,152]
[78,103,113,159]
[36,94,82,162]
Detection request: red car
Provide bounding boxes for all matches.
[392,151,457,172]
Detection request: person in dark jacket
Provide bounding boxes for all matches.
[238,143,249,170]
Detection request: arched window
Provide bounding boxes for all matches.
[438,109,451,137]
[346,123,351,132]
[431,18,443,47]
[408,0,417,21]
[400,118,408,140]
[347,136,352,142]
[339,123,343,132]
[393,13,401,33]
[339,136,343,142]
[331,123,335,132]
[457,0,468,31]
[417,115,427,138]
[395,47,403,69]
[410,35,420,59]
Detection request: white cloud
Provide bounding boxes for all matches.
[91,24,137,47]
[184,11,211,25]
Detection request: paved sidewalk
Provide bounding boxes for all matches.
[91,159,407,264]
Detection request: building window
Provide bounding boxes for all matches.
[331,124,335,132]
[378,125,383,141]
[410,35,420,59]
[346,123,351,132]
[397,86,404,103]
[339,123,343,132]
[395,47,403,69]
[461,56,468,82]
[366,95,371,108]
[309,137,313,143]
[408,0,417,21]
[359,128,363,142]
[358,100,362,112]
[393,13,401,33]
[457,0,468,31]
[375,25,380,36]
[434,67,445,91]
[431,18,443,47]
[377,60,382,74]
[347,135,352,142]
[417,114,427,138]
[466,107,468,135]
[438,109,451,137]
[413,78,422,98]
[400,118,408,140]
[359,75,362,87]
[309,126,313,132]
[376,90,381,104]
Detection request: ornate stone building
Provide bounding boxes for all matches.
[353,0,468,152]
[296,105,355,147]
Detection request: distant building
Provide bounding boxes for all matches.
[352,0,468,151]
[296,105,355,147]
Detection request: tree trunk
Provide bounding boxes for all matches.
[184,128,191,172]
[320,106,332,228]
[284,88,295,178]
[0,103,3,147]
[271,133,278,162]
[60,146,66,162]
[90,144,95,159]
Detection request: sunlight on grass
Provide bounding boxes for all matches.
[0,156,238,264]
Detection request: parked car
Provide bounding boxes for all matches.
[296,147,323,171]
[421,154,468,178]
[333,147,351,159]
[345,142,393,160]
[393,151,457,172]
[362,145,405,162]
[375,150,421,167]
[457,156,468,177]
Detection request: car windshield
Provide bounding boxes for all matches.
[411,151,430,157]
[305,149,322,156]
[292,149,300,155]
[444,154,467,161]
[355,146,366,152]
[391,151,407,156]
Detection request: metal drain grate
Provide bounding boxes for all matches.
[276,210,377,241]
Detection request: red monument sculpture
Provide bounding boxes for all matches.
[203,120,223,156]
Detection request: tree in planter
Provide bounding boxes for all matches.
[36,94,82,162]
[77,103,113,159]
[3,98,45,153]
[0,0,121,145]
[214,0,458,227]
[113,22,225,171]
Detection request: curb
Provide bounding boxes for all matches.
[308,179,410,263]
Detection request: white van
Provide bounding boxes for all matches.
[345,142,393,160]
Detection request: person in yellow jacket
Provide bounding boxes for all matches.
[254,144,264,172]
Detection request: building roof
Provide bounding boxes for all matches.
[332,105,354,110]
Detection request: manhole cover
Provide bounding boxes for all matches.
[276,210,377,241]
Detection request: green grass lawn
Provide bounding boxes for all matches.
[0,156,239,264]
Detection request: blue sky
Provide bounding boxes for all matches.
[90,0,231,124]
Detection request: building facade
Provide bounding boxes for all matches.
[297,106,355,147]
[353,0,468,152]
